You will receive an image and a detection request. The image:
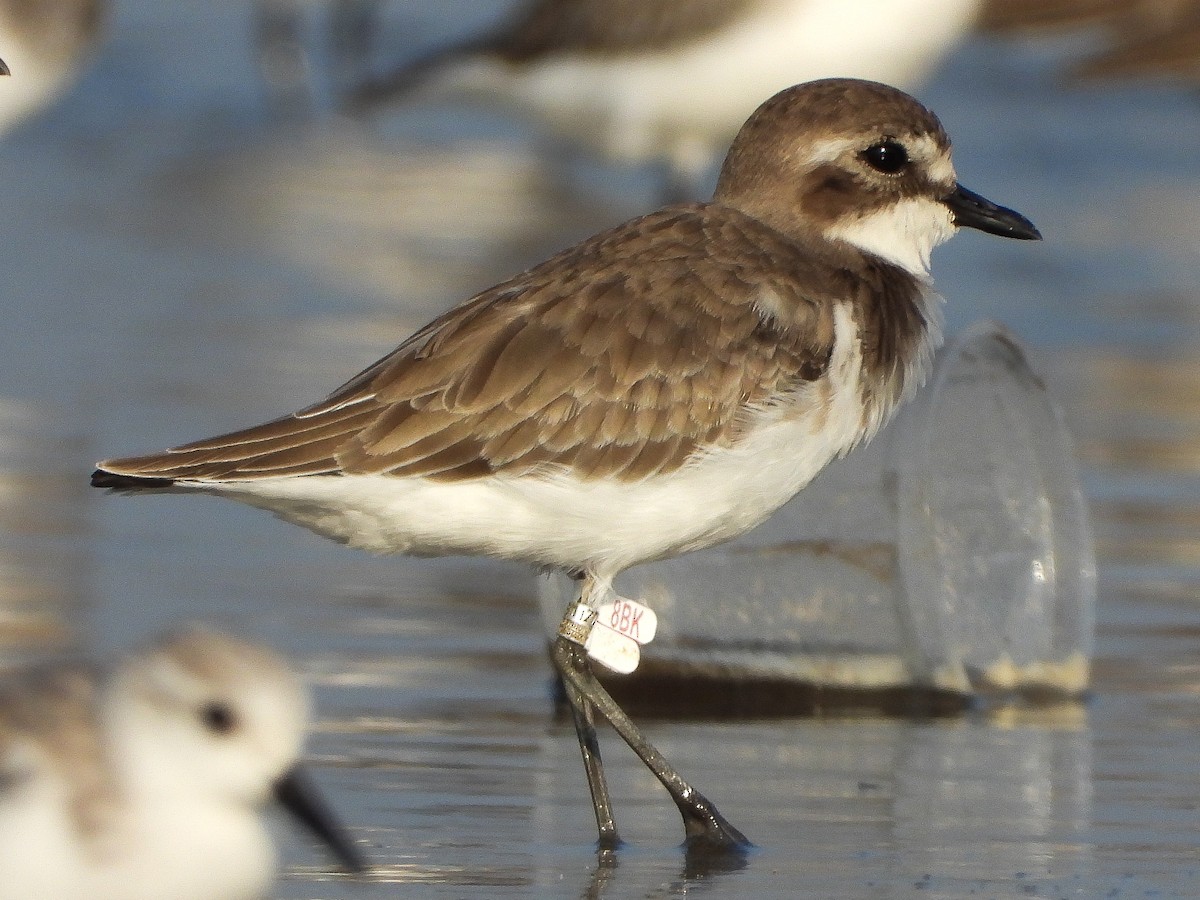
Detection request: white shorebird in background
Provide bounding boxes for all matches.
[92,78,1040,849]
[0,0,105,135]
[266,0,984,191]
[0,627,366,900]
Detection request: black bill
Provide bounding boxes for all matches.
[945,183,1041,240]
[273,765,368,874]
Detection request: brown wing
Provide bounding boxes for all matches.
[96,205,839,485]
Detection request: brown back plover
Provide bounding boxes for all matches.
[92,78,1040,850]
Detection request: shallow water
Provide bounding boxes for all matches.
[1,3,1199,898]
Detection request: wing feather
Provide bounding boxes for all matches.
[96,205,842,485]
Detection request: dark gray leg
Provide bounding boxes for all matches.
[551,635,750,850]
[559,649,621,849]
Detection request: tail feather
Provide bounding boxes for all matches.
[90,469,177,490]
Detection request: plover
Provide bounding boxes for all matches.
[0,627,365,900]
[0,0,104,135]
[346,0,983,191]
[92,78,1040,849]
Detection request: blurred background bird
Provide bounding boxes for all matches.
[258,0,985,196]
[256,0,1200,192]
[0,0,105,136]
[978,0,1200,82]
[0,627,365,900]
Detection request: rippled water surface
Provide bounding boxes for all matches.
[1,3,1199,898]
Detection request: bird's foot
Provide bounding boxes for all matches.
[676,792,752,851]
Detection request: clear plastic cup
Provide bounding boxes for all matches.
[538,322,1095,703]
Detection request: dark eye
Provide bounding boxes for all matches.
[862,140,908,174]
[200,701,237,735]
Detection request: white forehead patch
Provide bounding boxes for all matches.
[908,133,956,186]
[800,136,862,168]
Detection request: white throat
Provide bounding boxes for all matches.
[827,197,956,277]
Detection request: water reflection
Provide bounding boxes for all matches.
[0,398,90,667]
[894,706,1093,887]
[268,565,1097,898]
[1041,348,1200,476]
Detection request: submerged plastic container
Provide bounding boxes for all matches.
[538,322,1095,702]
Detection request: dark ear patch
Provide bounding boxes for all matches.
[799,164,861,225]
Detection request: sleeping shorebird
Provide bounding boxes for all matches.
[92,78,1040,850]
[0,627,365,900]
